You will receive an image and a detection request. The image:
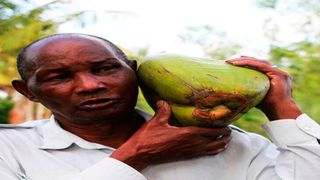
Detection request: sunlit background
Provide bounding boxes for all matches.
[1,0,319,136]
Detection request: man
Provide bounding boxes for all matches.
[0,33,319,180]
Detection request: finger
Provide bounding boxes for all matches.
[153,100,172,124]
[228,58,293,85]
[181,126,232,137]
[226,59,274,73]
[227,56,270,65]
[204,135,232,155]
[209,133,232,145]
[206,134,232,149]
[240,55,255,58]
[227,58,271,66]
[228,56,268,63]
[238,56,270,63]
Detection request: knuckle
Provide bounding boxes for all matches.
[286,73,293,80]
[281,72,292,81]
[220,136,231,144]
[281,71,290,77]
[180,128,194,136]
[260,60,271,65]
[224,127,232,135]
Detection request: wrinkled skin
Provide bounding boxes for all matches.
[13,37,139,124]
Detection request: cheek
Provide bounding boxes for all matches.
[36,87,70,99]
[109,73,138,98]
[30,83,74,107]
[116,74,137,91]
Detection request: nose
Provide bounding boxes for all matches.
[74,73,106,94]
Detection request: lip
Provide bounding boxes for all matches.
[78,98,119,110]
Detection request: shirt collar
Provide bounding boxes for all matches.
[38,116,115,151]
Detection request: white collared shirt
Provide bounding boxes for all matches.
[0,113,319,180]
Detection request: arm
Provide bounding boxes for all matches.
[227,56,320,179]
[111,100,232,171]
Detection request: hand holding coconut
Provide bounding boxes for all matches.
[111,100,231,171]
[226,56,302,121]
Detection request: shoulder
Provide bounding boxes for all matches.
[0,120,42,128]
[230,124,270,142]
[0,119,49,130]
[0,119,49,145]
[229,124,276,154]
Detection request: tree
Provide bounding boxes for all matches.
[0,0,87,123]
[0,0,88,81]
[0,0,57,81]
[256,0,320,122]
[269,42,320,122]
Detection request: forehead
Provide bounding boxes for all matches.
[26,36,119,66]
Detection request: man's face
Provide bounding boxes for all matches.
[23,37,138,123]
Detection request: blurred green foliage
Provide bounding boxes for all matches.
[0,0,86,122]
[0,97,14,124]
[0,0,58,82]
[269,42,320,122]
[0,0,57,123]
[233,0,320,134]
[0,0,87,82]
[256,0,320,124]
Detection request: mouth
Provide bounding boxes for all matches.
[78,98,119,110]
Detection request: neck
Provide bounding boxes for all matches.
[56,112,145,148]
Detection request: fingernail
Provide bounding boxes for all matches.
[225,60,235,64]
[216,135,223,140]
[156,100,163,107]
[157,100,169,109]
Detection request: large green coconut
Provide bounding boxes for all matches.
[137,54,270,127]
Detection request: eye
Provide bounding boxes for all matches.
[97,66,112,72]
[46,73,70,81]
[93,64,120,74]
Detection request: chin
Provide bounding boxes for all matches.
[72,107,135,123]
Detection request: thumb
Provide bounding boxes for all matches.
[153,100,171,124]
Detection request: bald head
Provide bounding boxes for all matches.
[17,33,128,80]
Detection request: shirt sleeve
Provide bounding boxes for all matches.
[258,113,320,180]
[63,157,147,180]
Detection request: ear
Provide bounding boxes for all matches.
[126,60,137,71]
[11,80,40,102]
